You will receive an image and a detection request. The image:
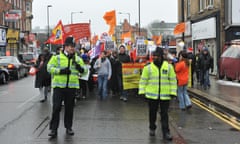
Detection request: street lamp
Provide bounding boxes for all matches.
[47,5,52,39]
[118,12,130,25]
[138,0,141,36]
[71,11,83,24]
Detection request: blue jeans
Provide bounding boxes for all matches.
[97,74,108,99]
[177,85,192,109]
[200,70,210,88]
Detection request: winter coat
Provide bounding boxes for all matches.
[35,54,52,88]
[117,53,130,75]
[175,60,189,86]
[198,53,213,72]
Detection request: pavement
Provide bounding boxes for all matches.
[188,75,240,118]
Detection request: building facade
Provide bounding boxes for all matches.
[178,0,240,74]
[0,0,33,56]
[115,19,148,46]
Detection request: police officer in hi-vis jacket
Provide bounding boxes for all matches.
[47,36,87,138]
[139,47,177,141]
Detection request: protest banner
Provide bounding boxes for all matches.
[122,63,145,90]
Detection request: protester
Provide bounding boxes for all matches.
[138,47,177,141]
[109,50,121,96]
[117,45,131,102]
[78,54,90,99]
[47,36,86,138]
[175,50,192,110]
[198,47,213,90]
[94,50,112,100]
[34,48,52,102]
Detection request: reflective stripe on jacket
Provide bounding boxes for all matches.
[138,61,177,100]
[47,52,86,88]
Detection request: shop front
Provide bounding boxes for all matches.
[192,16,220,75]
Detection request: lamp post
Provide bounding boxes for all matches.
[47,5,52,39]
[138,0,141,36]
[181,0,185,41]
[71,11,83,24]
[118,12,130,25]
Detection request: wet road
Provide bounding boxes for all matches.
[0,76,239,144]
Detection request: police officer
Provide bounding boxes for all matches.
[47,36,86,138]
[138,47,177,141]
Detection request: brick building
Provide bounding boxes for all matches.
[0,0,33,56]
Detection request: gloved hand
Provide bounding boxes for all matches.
[138,94,145,97]
[59,67,71,75]
[75,64,84,73]
[170,95,176,100]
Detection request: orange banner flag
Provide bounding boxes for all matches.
[45,20,65,45]
[50,20,65,44]
[152,35,162,45]
[174,22,185,35]
[103,10,116,35]
[121,31,131,40]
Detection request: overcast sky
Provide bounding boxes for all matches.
[32,0,178,35]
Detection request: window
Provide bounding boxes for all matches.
[19,0,22,9]
[26,2,31,12]
[206,0,214,9]
[187,0,191,17]
[199,0,205,12]
[206,0,213,6]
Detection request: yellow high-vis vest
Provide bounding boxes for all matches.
[138,61,177,100]
[47,52,87,88]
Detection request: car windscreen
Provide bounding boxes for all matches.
[221,46,240,58]
[22,54,34,60]
[0,57,14,63]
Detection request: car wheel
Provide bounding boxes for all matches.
[0,73,7,84]
[15,71,20,80]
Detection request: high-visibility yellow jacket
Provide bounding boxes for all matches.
[47,52,87,88]
[138,61,177,100]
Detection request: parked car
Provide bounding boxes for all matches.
[0,66,9,84]
[219,39,240,81]
[17,52,37,67]
[0,56,29,80]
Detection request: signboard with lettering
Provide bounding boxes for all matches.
[5,10,21,22]
[0,28,7,46]
[7,29,19,44]
[136,44,147,56]
[105,41,115,51]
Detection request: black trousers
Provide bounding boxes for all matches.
[80,79,87,96]
[49,88,76,130]
[148,99,170,135]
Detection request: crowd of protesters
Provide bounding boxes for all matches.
[34,37,214,141]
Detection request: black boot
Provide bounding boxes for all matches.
[48,130,57,137]
[66,128,74,135]
[163,133,173,141]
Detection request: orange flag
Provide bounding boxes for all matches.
[152,35,162,45]
[121,31,131,40]
[45,20,65,44]
[103,10,116,35]
[174,22,185,35]
[156,35,162,45]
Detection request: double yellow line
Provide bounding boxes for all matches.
[191,98,240,131]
